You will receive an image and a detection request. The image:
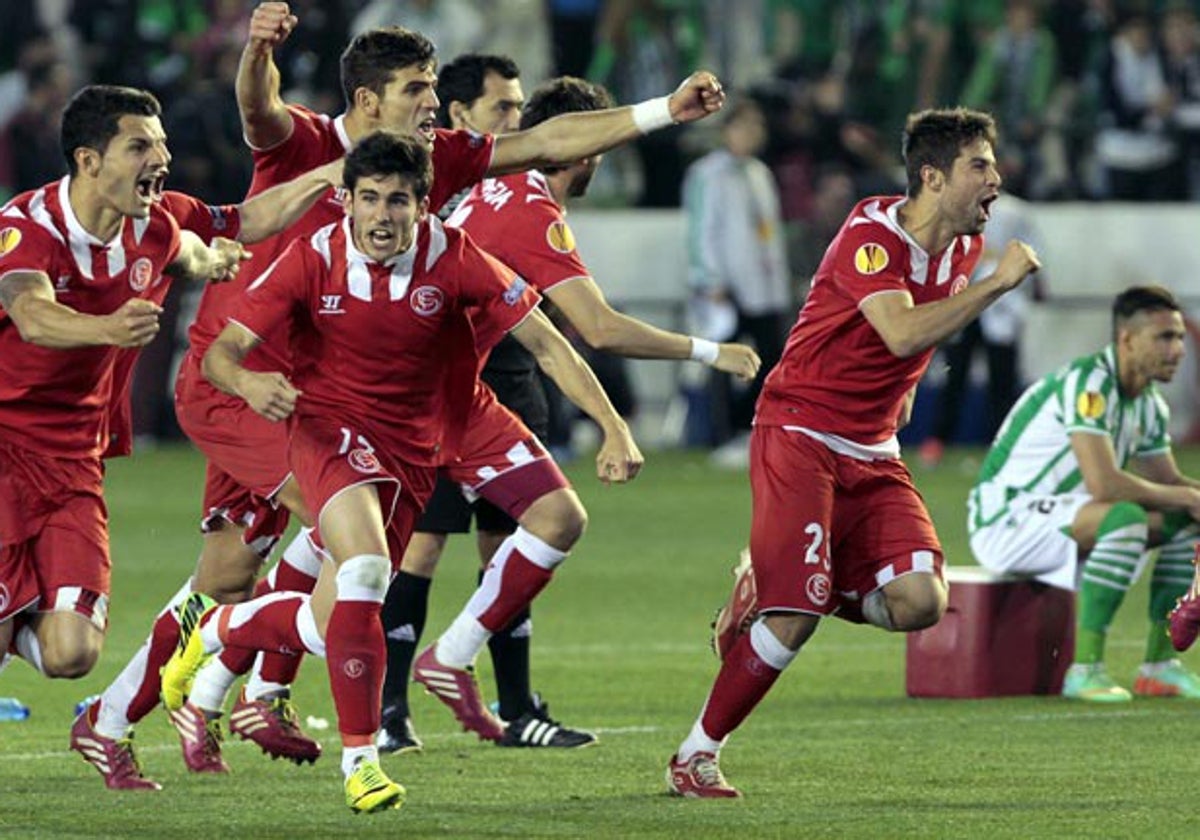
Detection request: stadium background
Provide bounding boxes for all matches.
[5,3,1200,836]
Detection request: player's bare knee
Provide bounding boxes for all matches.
[41,633,102,679]
[520,491,587,550]
[401,532,445,577]
[888,577,947,631]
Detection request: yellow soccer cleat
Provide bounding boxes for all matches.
[345,759,406,815]
[160,592,217,712]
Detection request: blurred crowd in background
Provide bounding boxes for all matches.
[2,0,1196,448]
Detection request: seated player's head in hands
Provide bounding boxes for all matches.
[902,107,1001,235]
[341,27,439,148]
[61,84,170,220]
[342,130,433,261]
[1112,285,1187,387]
[519,76,615,198]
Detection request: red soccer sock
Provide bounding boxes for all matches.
[256,553,319,684]
[216,577,272,676]
[125,609,182,722]
[324,598,385,741]
[472,549,554,633]
[698,631,784,742]
[211,592,312,656]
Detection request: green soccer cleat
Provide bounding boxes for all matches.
[160,592,217,712]
[1061,663,1132,703]
[1133,659,1200,698]
[344,759,406,814]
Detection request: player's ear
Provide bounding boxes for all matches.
[353,86,379,117]
[921,164,945,192]
[74,146,101,178]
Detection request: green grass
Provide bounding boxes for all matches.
[4,445,1200,839]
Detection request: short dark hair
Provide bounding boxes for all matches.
[902,107,998,197]
[343,129,433,200]
[519,76,614,132]
[340,27,436,109]
[435,53,520,128]
[61,85,161,176]
[1112,285,1181,337]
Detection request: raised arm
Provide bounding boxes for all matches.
[237,159,343,243]
[486,72,725,176]
[237,1,297,150]
[168,230,248,283]
[860,240,1040,358]
[0,270,161,349]
[508,307,643,483]
[203,321,300,422]
[548,277,760,380]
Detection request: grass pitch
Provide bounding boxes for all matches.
[2,445,1200,839]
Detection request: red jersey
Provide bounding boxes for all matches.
[102,191,242,458]
[231,215,539,466]
[187,106,496,373]
[447,170,589,356]
[756,196,983,445]
[0,178,183,459]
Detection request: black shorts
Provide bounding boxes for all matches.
[415,369,549,535]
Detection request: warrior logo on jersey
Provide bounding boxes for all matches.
[129,257,154,292]
[1076,391,1106,420]
[0,227,21,256]
[806,573,831,607]
[410,285,444,316]
[950,274,970,295]
[546,221,576,254]
[347,448,382,474]
[853,242,889,275]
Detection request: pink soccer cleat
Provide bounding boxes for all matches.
[712,548,758,661]
[666,751,741,799]
[412,644,505,742]
[168,702,229,773]
[69,702,162,791]
[228,688,322,765]
[1169,592,1200,652]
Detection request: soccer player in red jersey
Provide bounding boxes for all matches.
[378,76,761,751]
[161,130,640,813]
[147,1,725,770]
[0,85,248,716]
[664,108,1042,798]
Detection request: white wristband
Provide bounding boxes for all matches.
[631,96,675,134]
[689,337,720,365]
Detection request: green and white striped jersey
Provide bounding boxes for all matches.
[968,345,1171,530]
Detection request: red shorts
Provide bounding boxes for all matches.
[442,387,569,519]
[748,426,943,620]
[0,439,110,628]
[175,351,291,551]
[289,416,437,570]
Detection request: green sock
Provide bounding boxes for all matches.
[1075,503,1149,665]
[1145,523,1198,663]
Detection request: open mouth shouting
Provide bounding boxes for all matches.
[416,116,436,145]
[137,170,168,204]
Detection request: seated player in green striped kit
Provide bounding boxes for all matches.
[968,285,1200,702]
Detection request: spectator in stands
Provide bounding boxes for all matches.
[960,0,1059,198]
[1161,2,1200,199]
[1092,8,1182,199]
[5,57,72,192]
[683,97,791,464]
